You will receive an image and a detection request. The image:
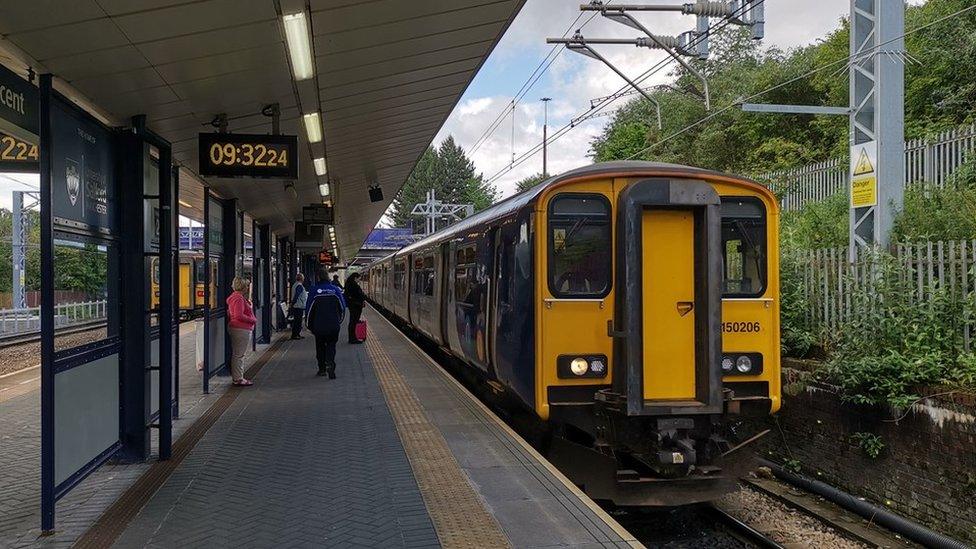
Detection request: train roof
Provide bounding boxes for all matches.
[371,161,769,264]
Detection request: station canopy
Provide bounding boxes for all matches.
[0,0,524,259]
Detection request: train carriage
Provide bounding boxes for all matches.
[367,161,780,506]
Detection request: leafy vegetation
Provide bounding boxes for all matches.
[850,432,885,459]
[590,0,976,174]
[515,172,547,193]
[0,208,109,298]
[389,136,497,230]
[822,250,976,407]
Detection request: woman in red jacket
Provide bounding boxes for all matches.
[227,276,257,386]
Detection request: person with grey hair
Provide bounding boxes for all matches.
[289,273,307,340]
[226,276,256,386]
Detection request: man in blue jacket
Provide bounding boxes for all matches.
[305,268,346,378]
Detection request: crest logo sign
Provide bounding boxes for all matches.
[65,159,80,207]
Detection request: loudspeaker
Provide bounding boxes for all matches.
[368,185,384,203]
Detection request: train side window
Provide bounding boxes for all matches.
[423,255,435,296]
[454,245,477,303]
[547,194,612,298]
[393,261,406,290]
[721,197,767,297]
[412,256,425,294]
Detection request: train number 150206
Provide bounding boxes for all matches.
[722,321,761,333]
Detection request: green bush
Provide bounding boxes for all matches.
[822,250,976,407]
[892,161,976,242]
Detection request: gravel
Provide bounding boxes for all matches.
[719,482,869,548]
[0,328,106,377]
[610,506,749,548]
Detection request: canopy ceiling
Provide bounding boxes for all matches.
[0,0,524,259]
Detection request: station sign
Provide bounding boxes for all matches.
[303,204,333,225]
[198,133,298,179]
[0,132,39,173]
[294,221,324,249]
[850,140,877,208]
[0,63,38,142]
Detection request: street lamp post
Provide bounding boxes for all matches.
[541,97,551,177]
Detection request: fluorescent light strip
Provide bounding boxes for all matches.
[282,12,314,81]
[313,157,327,176]
[303,112,322,143]
[319,183,330,196]
[178,200,192,208]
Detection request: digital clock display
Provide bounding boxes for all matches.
[198,133,298,179]
[0,133,39,173]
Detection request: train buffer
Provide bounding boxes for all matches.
[62,307,640,548]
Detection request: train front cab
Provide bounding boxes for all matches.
[536,169,780,505]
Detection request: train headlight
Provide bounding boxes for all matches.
[722,353,763,376]
[558,355,609,379]
[570,358,589,376]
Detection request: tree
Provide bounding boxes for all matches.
[388,136,497,232]
[515,172,547,193]
[590,0,976,175]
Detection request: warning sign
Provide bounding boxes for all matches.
[850,140,877,208]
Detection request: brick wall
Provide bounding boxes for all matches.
[752,371,976,543]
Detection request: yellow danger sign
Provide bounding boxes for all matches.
[850,141,878,208]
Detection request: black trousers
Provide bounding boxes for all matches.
[314,329,339,373]
[289,307,304,338]
[347,304,363,342]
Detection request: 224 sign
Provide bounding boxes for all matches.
[0,134,39,173]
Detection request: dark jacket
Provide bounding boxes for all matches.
[344,277,366,307]
[305,282,346,335]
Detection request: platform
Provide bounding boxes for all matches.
[61,307,640,548]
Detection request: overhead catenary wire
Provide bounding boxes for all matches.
[485,1,753,185]
[468,6,608,156]
[622,1,976,161]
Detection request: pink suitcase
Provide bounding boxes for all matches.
[355,319,368,341]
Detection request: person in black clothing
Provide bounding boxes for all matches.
[289,273,307,340]
[305,268,346,378]
[331,274,343,289]
[344,272,366,344]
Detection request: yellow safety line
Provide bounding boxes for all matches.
[365,335,512,549]
[368,306,645,548]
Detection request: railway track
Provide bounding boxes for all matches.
[0,320,107,348]
[706,504,785,549]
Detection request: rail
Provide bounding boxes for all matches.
[0,300,109,336]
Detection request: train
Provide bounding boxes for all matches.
[150,250,218,320]
[366,161,781,506]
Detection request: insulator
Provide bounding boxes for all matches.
[685,1,732,18]
[638,35,681,49]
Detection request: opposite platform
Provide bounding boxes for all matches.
[86,306,640,548]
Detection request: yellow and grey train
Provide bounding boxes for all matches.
[151,251,218,319]
[366,161,780,506]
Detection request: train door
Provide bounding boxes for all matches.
[641,210,696,400]
[614,179,723,416]
[438,242,451,344]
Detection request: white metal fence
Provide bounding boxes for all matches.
[794,240,976,350]
[757,123,976,211]
[0,300,108,336]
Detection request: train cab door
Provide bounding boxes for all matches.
[614,179,723,416]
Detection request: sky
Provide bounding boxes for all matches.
[424,0,921,203]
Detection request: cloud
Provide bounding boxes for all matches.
[431,0,865,202]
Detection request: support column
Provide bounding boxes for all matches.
[849,0,904,257]
[258,223,272,342]
[221,198,239,369]
[118,132,151,461]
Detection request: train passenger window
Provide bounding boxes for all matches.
[547,194,612,298]
[721,197,767,297]
[454,245,477,303]
[412,257,425,294]
[423,255,435,296]
[393,261,406,290]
